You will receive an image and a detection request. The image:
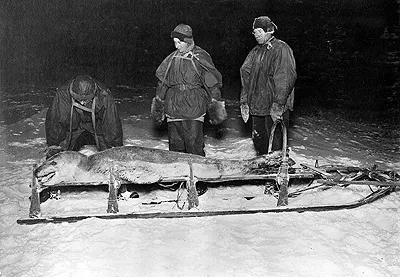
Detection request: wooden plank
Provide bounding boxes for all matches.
[276,161,289,206]
[106,168,119,213]
[187,161,199,210]
[29,164,41,218]
[37,172,317,188]
[300,164,334,179]
[320,180,400,187]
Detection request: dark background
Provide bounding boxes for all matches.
[1,0,399,123]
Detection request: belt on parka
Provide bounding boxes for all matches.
[171,84,201,91]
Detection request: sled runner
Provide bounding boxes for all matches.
[17,182,397,225]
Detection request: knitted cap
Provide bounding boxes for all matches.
[69,75,96,101]
[171,24,193,43]
[252,16,278,32]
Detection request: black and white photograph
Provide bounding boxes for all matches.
[0,0,399,276]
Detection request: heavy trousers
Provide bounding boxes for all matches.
[168,120,205,157]
[251,111,289,155]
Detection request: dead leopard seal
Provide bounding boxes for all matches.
[35,145,282,188]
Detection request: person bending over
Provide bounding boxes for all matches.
[45,75,123,158]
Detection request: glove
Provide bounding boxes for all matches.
[150,96,165,127]
[240,103,249,123]
[270,102,284,122]
[207,99,227,125]
[45,145,63,159]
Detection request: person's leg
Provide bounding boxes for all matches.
[182,120,205,156]
[168,121,186,153]
[251,116,269,155]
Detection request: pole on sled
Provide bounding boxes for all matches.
[186,161,199,210]
[29,164,42,218]
[107,167,119,213]
[268,119,289,207]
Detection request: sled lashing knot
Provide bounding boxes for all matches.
[176,161,199,210]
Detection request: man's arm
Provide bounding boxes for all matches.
[239,50,255,104]
[272,44,297,106]
[101,91,123,148]
[270,44,296,122]
[45,89,71,147]
[195,49,223,100]
[155,52,175,100]
[239,50,255,123]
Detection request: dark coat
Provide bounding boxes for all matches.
[155,45,222,120]
[240,37,297,116]
[45,80,123,151]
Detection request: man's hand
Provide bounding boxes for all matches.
[150,96,165,127]
[207,98,227,125]
[240,103,250,123]
[270,102,284,122]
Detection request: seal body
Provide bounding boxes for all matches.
[35,146,282,188]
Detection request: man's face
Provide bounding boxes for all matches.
[252,28,271,45]
[173,38,188,52]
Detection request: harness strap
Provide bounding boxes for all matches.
[161,50,212,99]
[69,97,100,150]
[159,50,179,88]
[189,55,212,98]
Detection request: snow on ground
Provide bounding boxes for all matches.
[0,98,399,277]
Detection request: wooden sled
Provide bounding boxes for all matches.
[18,161,399,225]
[18,121,399,225]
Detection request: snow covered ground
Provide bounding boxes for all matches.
[0,89,399,277]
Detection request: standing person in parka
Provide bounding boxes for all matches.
[152,24,227,157]
[45,75,123,159]
[240,16,297,155]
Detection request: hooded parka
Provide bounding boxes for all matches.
[240,37,296,115]
[155,45,222,120]
[45,79,123,151]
